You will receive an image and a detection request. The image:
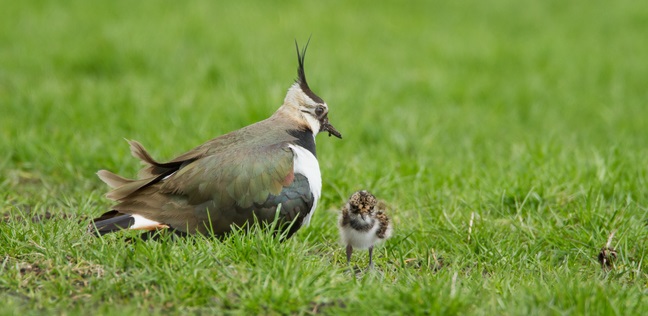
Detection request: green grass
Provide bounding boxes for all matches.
[1,0,647,314]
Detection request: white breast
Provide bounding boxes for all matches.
[338,218,382,249]
[288,144,321,226]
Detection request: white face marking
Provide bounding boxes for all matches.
[283,84,327,135]
[288,144,321,226]
[302,111,321,137]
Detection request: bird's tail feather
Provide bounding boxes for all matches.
[88,210,135,236]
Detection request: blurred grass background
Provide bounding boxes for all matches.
[1,0,647,314]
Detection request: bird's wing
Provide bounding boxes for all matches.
[107,141,313,234]
[160,142,295,208]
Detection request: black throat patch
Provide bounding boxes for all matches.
[287,128,316,157]
[349,217,374,232]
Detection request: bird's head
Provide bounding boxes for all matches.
[279,40,342,139]
[348,190,377,220]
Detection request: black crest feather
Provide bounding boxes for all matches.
[294,38,324,104]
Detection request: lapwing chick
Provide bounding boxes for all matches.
[89,40,341,239]
[338,190,392,268]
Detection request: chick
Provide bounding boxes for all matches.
[338,190,392,268]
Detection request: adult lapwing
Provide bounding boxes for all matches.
[90,40,341,239]
[339,190,392,268]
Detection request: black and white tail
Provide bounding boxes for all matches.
[88,210,135,235]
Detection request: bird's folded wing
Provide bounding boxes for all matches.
[158,142,295,209]
[100,140,298,234]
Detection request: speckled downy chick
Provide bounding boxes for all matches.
[338,190,392,268]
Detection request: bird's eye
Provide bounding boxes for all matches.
[315,106,324,117]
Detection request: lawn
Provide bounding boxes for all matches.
[1,0,647,314]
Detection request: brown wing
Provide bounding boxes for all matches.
[101,141,296,234]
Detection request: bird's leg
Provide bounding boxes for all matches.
[368,246,374,269]
[346,244,353,264]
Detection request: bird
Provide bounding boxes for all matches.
[338,190,392,268]
[89,40,342,239]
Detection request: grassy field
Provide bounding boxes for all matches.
[1,0,647,314]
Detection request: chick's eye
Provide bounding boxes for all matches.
[315,106,324,116]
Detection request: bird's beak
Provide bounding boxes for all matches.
[321,116,342,139]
